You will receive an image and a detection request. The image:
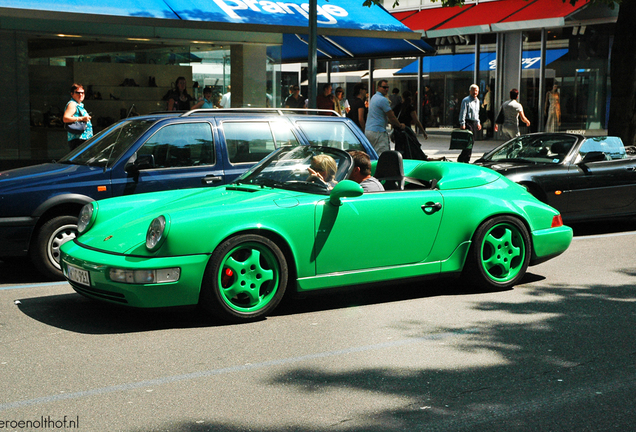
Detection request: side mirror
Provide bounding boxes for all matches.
[329,180,364,206]
[125,154,155,175]
[580,151,606,164]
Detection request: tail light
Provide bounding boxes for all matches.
[551,214,564,227]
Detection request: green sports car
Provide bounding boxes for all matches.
[60,145,572,322]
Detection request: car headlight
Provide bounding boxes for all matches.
[77,202,97,234]
[146,215,170,251]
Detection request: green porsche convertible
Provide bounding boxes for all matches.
[60,145,572,322]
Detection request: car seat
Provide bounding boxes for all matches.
[550,141,573,160]
[374,151,405,190]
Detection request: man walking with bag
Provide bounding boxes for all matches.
[496,88,531,139]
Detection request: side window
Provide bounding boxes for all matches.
[223,122,277,164]
[138,123,214,168]
[270,121,300,147]
[578,137,627,162]
[297,121,364,151]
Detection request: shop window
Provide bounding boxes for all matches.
[138,123,215,168]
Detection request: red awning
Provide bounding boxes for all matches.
[492,0,591,31]
[399,4,474,33]
[395,0,591,37]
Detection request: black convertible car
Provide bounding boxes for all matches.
[475,133,636,222]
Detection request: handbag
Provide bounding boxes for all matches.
[495,108,504,125]
[65,120,87,133]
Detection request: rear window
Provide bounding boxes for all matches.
[222,121,299,164]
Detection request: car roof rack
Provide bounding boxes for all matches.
[181,108,342,117]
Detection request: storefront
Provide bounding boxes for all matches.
[387,0,618,137]
[0,0,433,169]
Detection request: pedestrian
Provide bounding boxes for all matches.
[458,84,482,163]
[364,79,405,155]
[335,86,350,115]
[167,76,194,111]
[284,85,305,109]
[191,86,215,109]
[496,88,531,140]
[63,83,93,151]
[346,83,367,131]
[394,90,427,139]
[482,84,494,138]
[220,85,231,108]
[316,83,337,115]
[389,87,401,110]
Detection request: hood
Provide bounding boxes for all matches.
[0,163,104,192]
[76,184,309,256]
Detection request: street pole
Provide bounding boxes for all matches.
[308,0,317,109]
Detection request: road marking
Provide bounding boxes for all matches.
[0,282,68,291]
[573,230,636,241]
[0,328,479,412]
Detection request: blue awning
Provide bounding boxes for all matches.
[395,49,568,74]
[0,0,425,39]
[1,0,434,62]
[269,33,434,63]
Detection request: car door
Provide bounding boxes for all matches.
[566,137,636,217]
[111,121,224,196]
[313,189,444,275]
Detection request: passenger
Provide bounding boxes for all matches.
[191,87,214,109]
[307,154,338,189]
[348,151,384,192]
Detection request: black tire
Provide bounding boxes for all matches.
[31,215,78,280]
[200,234,288,323]
[462,216,531,291]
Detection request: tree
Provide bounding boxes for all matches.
[365,0,633,146]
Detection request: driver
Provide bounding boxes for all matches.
[307,154,338,189]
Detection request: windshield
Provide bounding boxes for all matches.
[233,145,353,195]
[485,134,577,164]
[58,119,156,168]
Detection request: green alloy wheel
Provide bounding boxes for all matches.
[463,216,531,290]
[201,234,288,323]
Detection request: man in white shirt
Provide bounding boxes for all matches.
[220,85,231,108]
[458,84,481,163]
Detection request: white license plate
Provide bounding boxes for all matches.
[66,265,90,286]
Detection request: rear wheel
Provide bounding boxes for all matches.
[200,234,288,323]
[31,215,78,280]
[463,216,531,290]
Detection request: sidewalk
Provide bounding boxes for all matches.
[397,127,506,163]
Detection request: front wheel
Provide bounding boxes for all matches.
[200,234,288,323]
[31,215,78,280]
[462,216,531,291]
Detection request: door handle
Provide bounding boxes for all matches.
[201,175,222,185]
[421,202,442,214]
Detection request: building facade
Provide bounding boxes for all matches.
[380,0,618,137]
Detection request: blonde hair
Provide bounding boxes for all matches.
[310,155,337,182]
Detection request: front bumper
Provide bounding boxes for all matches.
[530,225,573,266]
[61,240,210,308]
[0,217,37,257]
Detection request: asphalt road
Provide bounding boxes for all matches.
[1,221,636,432]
